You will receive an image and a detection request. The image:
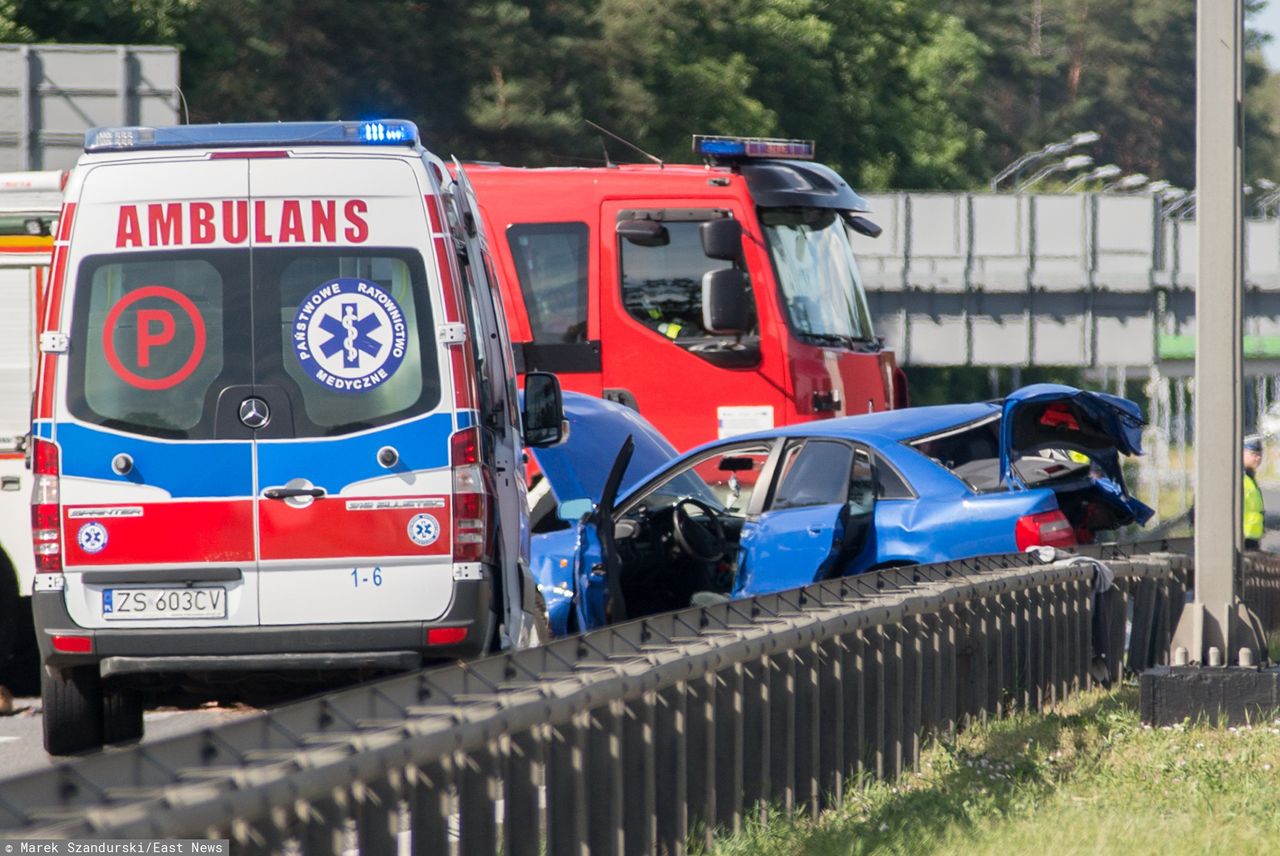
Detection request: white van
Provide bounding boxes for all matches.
[30,121,563,754]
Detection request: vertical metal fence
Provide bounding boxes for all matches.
[1135,368,1280,534]
[1242,551,1280,641]
[0,545,1197,855]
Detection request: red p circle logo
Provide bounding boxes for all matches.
[102,285,207,390]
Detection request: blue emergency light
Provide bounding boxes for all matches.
[693,135,815,161]
[84,120,421,153]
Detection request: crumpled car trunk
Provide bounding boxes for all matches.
[1000,384,1154,531]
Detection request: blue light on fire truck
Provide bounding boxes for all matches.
[85,120,421,152]
[692,135,816,160]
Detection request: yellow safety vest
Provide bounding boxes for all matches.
[1244,472,1264,542]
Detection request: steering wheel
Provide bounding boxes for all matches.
[671,497,729,563]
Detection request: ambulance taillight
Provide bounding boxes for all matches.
[30,438,61,573]
[451,426,493,562]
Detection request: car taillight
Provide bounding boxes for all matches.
[1015,509,1077,551]
[427,626,468,646]
[51,634,92,654]
[30,437,61,573]
[451,426,492,563]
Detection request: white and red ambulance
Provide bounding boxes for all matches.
[30,120,563,754]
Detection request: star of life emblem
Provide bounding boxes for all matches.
[77,521,108,554]
[408,513,441,547]
[292,278,409,393]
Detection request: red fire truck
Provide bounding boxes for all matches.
[464,135,906,451]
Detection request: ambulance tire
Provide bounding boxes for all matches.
[41,665,105,755]
[0,558,17,678]
[103,685,144,745]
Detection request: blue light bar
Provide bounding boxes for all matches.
[693,134,815,161]
[84,120,420,153]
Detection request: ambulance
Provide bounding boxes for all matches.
[30,120,563,754]
[464,135,907,453]
[0,170,65,690]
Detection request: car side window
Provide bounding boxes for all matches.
[874,454,914,499]
[770,439,855,510]
[849,450,876,514]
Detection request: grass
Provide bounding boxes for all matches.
[708,687,1280,856]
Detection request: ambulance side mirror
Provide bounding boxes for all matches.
[522,371,565,447]
[700,218,742,261]
[845,214,882,239]
[702,269,751,334]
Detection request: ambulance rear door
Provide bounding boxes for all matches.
[248,155,458,626]
[56,158,259,630]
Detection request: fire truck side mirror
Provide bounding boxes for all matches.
[699,217,742,261]
[617,219,669,247]
[702,268,751,334]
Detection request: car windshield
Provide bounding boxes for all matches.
[761,207,875,344]
[619,441,777,517]
[622,467,724,515]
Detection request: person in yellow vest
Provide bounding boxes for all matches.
[1243,435,1265,551]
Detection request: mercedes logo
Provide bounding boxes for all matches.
[238,397,271,429]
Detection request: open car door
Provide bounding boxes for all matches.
[734,438,877,596]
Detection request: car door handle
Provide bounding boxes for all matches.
[263,487,326,500]
[807,524,824,535]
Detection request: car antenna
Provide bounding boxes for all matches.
[585,119,663,168]
[598,135,615,169]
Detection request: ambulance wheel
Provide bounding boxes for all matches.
[41,665,104,755]
[0,559,17,677]
[103,685,144,745]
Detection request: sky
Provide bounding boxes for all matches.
[1258,1,1280,69]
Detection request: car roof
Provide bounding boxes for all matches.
[722,402,1001,447]
[648,402,1003,503]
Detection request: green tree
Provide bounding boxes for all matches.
[579,0,989,188]
[9,0,188,43]
[943,0,1276,189]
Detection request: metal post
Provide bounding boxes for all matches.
[1172,0,1262,665]
[1176,377,1189,508]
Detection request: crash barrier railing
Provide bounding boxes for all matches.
[0,540,1193,854]
[1242,550,1280,641]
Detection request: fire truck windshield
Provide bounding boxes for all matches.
[761,207,875,345]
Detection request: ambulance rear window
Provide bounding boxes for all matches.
[69,252,233,437]
[67,247,440,440]
[269,249,437,434]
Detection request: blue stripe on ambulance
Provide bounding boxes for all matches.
[54,423,253,498]
[256,411,455,491]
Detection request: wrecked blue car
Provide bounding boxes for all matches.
[529,385,1152,635]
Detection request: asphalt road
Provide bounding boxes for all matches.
[0,696,258,777]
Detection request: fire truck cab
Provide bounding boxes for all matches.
[466,135,907,452]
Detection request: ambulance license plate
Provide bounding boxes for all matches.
[103,587,227,619]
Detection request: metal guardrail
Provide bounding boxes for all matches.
[0,541,1194,854]
[1242,550,1280,640]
